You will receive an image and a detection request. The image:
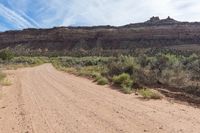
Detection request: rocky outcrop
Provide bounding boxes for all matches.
[0,17,200,55]
[146,16,179,24]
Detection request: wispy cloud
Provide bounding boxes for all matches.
[0,3,39,29]
[0,0,200,31]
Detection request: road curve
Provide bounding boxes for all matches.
[0,64,200,133]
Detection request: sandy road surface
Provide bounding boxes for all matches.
[0,64,200,133]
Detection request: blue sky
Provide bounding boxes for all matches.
[0,0,200,31]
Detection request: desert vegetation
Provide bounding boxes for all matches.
[0,55,49,69]
[138,88,163,99]
[1,48,200,100]
[49,52,200,100]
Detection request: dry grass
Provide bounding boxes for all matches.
[0,78,12,86]
[0,72,11,86]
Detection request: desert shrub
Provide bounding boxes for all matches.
[50,54,200,96]
[150,53,180,72]
[65,67,78,74]
[112,73,134,93]
[160,69,186,86]
[97,77,109,85]
[181,85,200,97]
[92,72,102,81]
[51,59,63,70]
[137,54,151,67]
[51,56,114,68]
[107,56,139,76]
[183,53,198,65]
[147,53,186,86]
[11,56,47,65]
[84,71,109,85]
[120,85,132,94]
[133,69,157,86]
[77,66,106,78]
[138,88,162,99]
[112,73,134,89]
[185,59,200,80]
[0,49,14,61]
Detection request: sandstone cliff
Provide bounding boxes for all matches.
[0,17,200,56]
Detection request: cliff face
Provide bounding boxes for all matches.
[1,17,200,55]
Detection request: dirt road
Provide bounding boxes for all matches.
[0,64,200,133]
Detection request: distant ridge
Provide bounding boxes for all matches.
[2,16,200,32]
[123,16,200,28]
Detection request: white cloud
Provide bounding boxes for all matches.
[0,0,200,31]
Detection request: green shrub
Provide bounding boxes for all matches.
[137,54,151,67]
[120,85,132,94]
[0,49,14,60]
[133,69,157,86]
[50,56,113,68]
[112,73,133,88]
[97,77,109,85]
[107,56,139,76]
[75,66,106,78]
[138,88,162,99]
[65,67,78,74]
[92,72,102,81]
[91,72,101,78]
[112,73,134,93]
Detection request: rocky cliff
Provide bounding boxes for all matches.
[1,16,200,56]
